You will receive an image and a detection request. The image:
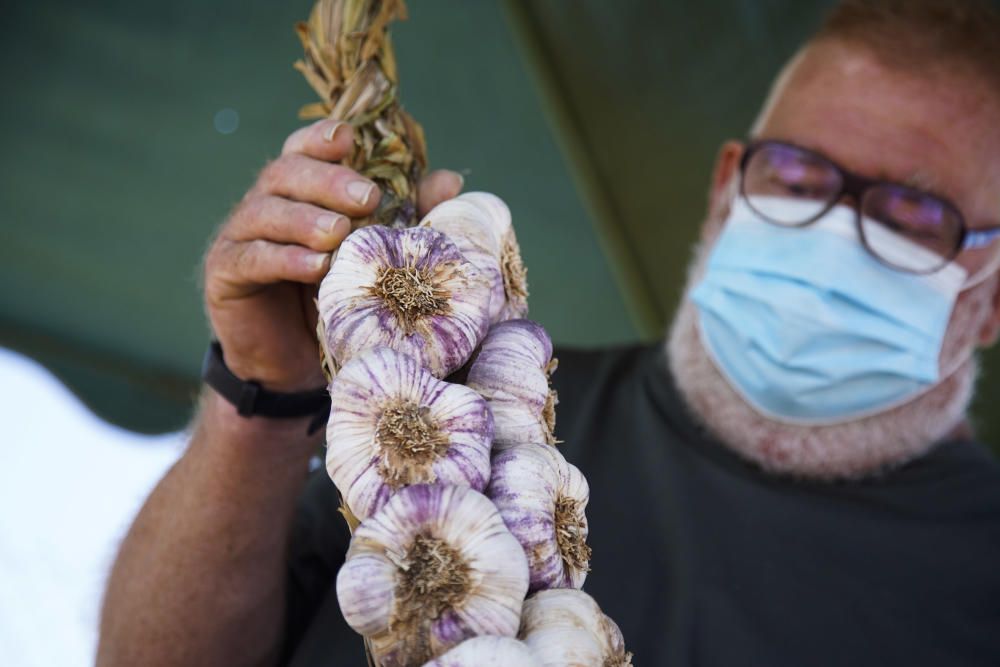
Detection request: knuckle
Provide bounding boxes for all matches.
[257,158,287,192]
[281,130,304,156]
[203,236,229,273]
[202,243,232,298]
[327,166,364,204]
[282,122,317,155]
[218,196,249,234]
[247,238,270,259]
[315,161,342,190]
[232,241,261,277]
[221,195,266,241]
[292,203,321,237]
[260,195,288,227]
[238,195,268,226]
[268,198,309,241]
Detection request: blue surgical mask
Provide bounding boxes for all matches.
[689,196,967,425]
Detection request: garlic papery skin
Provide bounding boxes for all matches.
[486,443,590,592]
[420,192,528,323]
[318,224,493,378]
[326,347,493,521]
[466,319,558,447]
[336,484,530,667]
[519,589,633,667]
[420,635,541,667]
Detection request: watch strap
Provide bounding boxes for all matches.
[201,341,330,433]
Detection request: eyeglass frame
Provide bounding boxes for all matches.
[737,139,1000,275]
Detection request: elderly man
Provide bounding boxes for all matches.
[98,1,1000,665]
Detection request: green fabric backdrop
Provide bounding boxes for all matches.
[0,0,637,433]
[3,0,999,452]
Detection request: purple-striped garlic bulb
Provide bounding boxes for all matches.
[337,484,530,667]
[466,319,558,448]
[326,347,493,521]
[519,589,632,667]
[420,636,540,667]
[420,192,528,323]
[486,443,590,592]
[318,225,494,378]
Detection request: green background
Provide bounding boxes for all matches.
[2,0,999,447]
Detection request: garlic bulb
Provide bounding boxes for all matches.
[318,224,494,378]
[421,636,540,667]
[486,443,590,592]
[420,192,528,323]
[466,319,558,447]
[337,484,530,667]
[519,589,632,667]
[326,347,493,520]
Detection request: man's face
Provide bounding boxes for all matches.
[708,40,1000,355]
[750,40,1000,281]
[668,41,1000,477]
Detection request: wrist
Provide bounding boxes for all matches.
[201,341,330,435]
[196,388,323,462]
[218,342,327,394]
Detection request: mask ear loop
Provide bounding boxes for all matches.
[934,251,997,398]
[939,245,1000,391]
[960,248,1000,290]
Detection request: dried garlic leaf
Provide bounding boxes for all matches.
[295,0,426,229]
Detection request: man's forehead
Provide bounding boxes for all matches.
[760,41,998,137]
[754,40,1000,220]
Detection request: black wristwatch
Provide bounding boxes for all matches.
[201,341,330,434]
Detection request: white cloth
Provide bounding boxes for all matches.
[0,348,185,667]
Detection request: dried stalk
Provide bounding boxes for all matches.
[294,0,427,230]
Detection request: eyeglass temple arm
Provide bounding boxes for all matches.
[962,228,1000,250]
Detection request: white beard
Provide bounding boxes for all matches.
[665,235,993,480]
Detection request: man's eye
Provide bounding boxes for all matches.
[873,217,938,241]
[785,182,826,198]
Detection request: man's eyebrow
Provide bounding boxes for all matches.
[901,171,939,191]
[869,167,933,189]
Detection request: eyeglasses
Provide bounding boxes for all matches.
[738,140,1000,274]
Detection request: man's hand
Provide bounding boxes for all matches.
[203,118,463,392]
[97,120,463,667]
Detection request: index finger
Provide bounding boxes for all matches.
[282,119,355,162]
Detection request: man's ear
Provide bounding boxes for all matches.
[977,272,1000,346]
[702,140,745,242]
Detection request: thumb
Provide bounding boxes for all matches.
[417,169,464,217]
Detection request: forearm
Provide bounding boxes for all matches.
[97,389,321,667]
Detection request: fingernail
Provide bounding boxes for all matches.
[317,214,349,235]
[347,179,376,206]
[310,253,329,270]
[452,171,465,191]
[323,121,346,142]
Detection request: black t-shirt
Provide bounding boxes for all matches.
[280,343,1000,666]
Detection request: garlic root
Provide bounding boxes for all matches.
[337,484,530,666]
[486,443,591,592]
[326,347,493,521]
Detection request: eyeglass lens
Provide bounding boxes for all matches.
[742,142,963,273]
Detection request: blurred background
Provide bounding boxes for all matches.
[2,1,998,664]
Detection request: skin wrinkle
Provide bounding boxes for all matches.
[667,40,1000,479]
